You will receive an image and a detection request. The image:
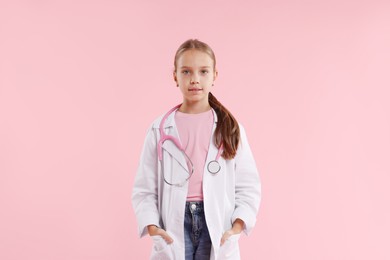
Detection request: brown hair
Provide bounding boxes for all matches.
[173,39,240,159]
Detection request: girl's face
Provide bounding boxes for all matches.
[174,49,217,105]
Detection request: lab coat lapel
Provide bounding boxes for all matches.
[204,109,219,173]
[161,110,189,172]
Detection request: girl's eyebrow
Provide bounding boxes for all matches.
[180,66,211,69]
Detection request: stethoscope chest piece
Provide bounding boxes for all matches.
[207,160,221,174]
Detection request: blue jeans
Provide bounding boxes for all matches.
[184,201,212,260]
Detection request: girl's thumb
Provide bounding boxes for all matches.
[161,231,174,244]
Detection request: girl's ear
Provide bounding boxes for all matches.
[173,71,177,84]
[214,70,218,81]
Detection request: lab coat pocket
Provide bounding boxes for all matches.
[218,233,241,259]
[150,235,174,260]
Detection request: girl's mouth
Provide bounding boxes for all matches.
[189,88,203,92]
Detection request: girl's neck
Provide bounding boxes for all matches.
[178,101,211,114]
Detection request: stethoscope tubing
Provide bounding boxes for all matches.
[158,103,223,186]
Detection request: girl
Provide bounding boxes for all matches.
[132,39,261,260]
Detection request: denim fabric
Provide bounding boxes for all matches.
[184,201,212,260]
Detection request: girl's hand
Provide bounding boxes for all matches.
[220,219,245,246]
[147,225,174,244]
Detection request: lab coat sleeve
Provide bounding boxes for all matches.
[231,123,261,236]
[131,124,160,238]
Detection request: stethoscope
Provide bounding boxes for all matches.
[157,104,223,186]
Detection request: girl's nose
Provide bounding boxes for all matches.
[190,78,199,84]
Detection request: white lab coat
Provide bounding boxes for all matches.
[132,107,261,260]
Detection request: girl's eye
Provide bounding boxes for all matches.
[201,70,209,74]
[182,70,189,75]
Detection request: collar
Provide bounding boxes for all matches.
[158,106,218,129]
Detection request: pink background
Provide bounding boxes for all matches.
[1,0,389,259]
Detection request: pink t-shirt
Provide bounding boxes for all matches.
[175,109,214,201]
